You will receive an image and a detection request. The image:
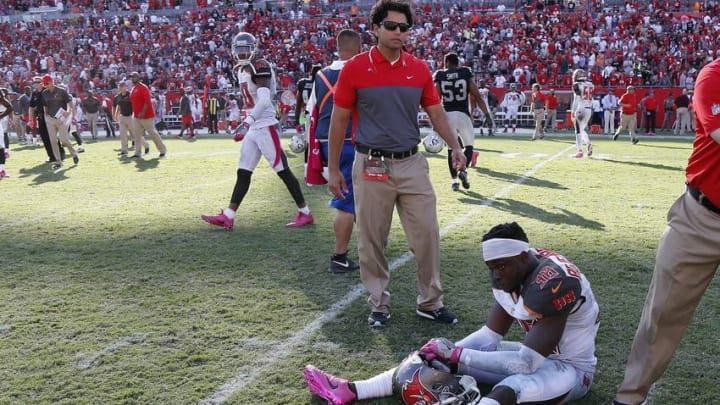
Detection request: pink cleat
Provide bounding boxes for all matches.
[201,211,234,230]
[303,365,356,405]
[574,151,584,159]
[286,212,314,227]
[0,169,8,179]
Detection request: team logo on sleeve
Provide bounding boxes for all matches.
[535,266,559,289]
[712,103,720,116]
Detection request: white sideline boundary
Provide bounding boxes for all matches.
[200,144,576,404]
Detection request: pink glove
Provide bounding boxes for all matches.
[233,122,250,142]
[419,338,462,364]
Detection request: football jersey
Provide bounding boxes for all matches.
[433,66,474,117]
[492,248,600,373]
[502,90,526,108]
[572,81,595,112]
[296,77,314,108]
[236,58,278,128]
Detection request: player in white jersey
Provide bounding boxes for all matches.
[201,32,313,230]
[571,69,595,158]
[501,83,525,133]
[477,79,495,136]
[304,222,599,405]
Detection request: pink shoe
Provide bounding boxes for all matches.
[303,365,356,405]
[201,211,234,230]
[0,169,8,179]
[574,151,584,158]
[286,212,314,227]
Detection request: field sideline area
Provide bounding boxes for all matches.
[1,132,718,405]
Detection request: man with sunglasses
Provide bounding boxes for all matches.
[326,0,466,328]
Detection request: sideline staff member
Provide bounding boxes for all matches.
[326,0,466,327]
[613,58,720,405]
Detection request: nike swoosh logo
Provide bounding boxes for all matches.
[326,376,339,389]
[406,75,413,80]
[332,260,350,268]
[551,281,563,294]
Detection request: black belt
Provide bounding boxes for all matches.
[356,144,418,159]
[687,183,720,215]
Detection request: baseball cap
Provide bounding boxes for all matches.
[42,74,53,85]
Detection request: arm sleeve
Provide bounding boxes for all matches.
[243,86,272,125]
[458,343,546,375]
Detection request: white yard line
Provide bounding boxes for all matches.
[76,333,148,370]
[200,144,576,404]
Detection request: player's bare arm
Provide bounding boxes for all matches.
[327,105,352,198]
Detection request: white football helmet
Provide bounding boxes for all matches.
[423,133,444,154]
[289,134,307,153]
[572,68,587,83]
[231,32,256,65]
[392,352,482,405]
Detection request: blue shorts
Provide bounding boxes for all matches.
[321,140,355,215]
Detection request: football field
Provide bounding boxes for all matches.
[1,132,717,405]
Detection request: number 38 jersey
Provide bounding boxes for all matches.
[433,66,474,117]
[492,248,600,373]
[235,58,278,128]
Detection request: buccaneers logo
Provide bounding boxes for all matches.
[401,369,438,405]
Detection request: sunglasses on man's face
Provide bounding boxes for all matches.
[380,20,410,33]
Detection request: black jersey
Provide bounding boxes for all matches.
[433,66,474,116]
[296,77,314,107]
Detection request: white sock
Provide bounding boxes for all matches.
[223,208,236,219]
[299,206,310,215]
[0,164,5,171]
[354,368,395,400]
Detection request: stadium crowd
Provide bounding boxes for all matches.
[0,0,718,99]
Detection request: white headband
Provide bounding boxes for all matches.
[482,238,530,262]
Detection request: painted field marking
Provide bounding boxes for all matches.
[200,144,576,404]
[76,333,148,370]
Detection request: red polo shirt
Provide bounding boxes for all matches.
[686,59,720,206]
[130,82,155,119]
[334,46,440,150]
[618,92,636,114]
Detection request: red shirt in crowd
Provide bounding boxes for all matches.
[546,93,559,110]
[685,58,720,206]
[643,95,658,111]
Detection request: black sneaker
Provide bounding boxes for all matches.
[368,312,390,327]
[612,132,619,141]
[416,306,458,324]
[458,170,470,189]
[145,146,150,154]
[631,137,639,144]
[159,152,166,157]
[329,257,359,274]
[51,162,62,170]
[73,155,79,164]
[451,183,459,192]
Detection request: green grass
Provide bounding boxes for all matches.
[1,132,717,405]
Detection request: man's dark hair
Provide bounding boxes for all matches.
[337,29,361,52]
[481,222,529,243]
[370,0,414,28]
[444,52,459,67]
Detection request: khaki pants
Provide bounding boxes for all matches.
[133,117,166,156]
[12,114,26,141]
[545,108,556,130]
[44,115,77,161]
[118,115,147,154]
[674,107,691,135]
[352,151,444,313]
[615,190,720,404]
[617,113,637,139]
[85,111,99,139]
[533,108,545,138]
